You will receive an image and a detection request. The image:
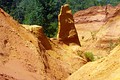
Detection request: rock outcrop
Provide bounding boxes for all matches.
[57,4,81,46]
[22,25,51,50]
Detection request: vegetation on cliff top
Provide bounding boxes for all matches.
[0,0,120,37]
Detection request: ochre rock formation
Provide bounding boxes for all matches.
[74,4,120,57]
[57,4,81,46]
[22,25,51,50]
[0,8,86,80]
[74,4,119,24]
[73,5,117,42]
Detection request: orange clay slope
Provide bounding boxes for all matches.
[0,4,86,80]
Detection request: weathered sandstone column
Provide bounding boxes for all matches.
[57,4,81,46]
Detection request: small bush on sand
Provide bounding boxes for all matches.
[84,52,94,62]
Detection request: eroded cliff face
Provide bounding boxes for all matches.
[74,4,120,24]
[74,4,120,57]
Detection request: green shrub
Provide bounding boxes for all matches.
[84,52,94,62]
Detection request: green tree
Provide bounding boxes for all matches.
[12,0,60,37]
[37,0,59,37]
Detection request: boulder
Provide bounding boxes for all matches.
[57,4,81,46]
[22,25,52,50]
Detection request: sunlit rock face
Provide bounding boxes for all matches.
[57,4,81,46]
[0,8,48,80]
[22,25,52,50]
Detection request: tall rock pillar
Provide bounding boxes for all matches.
[57,4,81,46]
